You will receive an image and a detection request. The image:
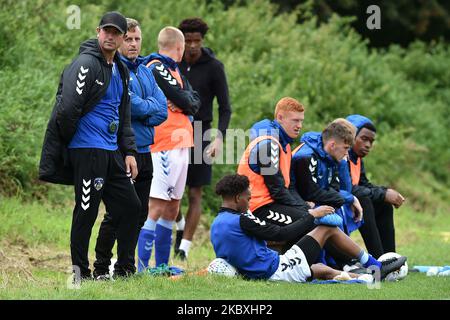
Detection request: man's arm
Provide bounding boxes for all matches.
[292,155,345,209]
[212,61,232,137]
[129,70,168,126]
[249,140,301,206]
[150,63,201,115]
[56,55,96,143]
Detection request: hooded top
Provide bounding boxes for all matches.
[243,119,306,208]
[210,207,315,280]
[292,132,354,206]
[346,114,387,202]
[291,131,363,234]
[120,55,167,153]
[144,52,201,152]
[179,47,232,136]
[39,39,134,185]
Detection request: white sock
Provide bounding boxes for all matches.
[176,217,185,231]
[179,239,192,256]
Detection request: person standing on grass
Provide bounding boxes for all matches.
[39,12,141,281]
[346,114,405,258]
[211,174,407,282]
[136,27,201,271]
[93,18,167,279]
[173,17,232,260]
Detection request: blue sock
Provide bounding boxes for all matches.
[155,218,173,267]
[137,219,156,272]
[359,251,382,269]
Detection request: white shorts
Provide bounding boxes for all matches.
[269,245,312,283]
[150,148,189,200]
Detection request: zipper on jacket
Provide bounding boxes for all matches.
[135,69,145,96]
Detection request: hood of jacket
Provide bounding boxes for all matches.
[346,114,375,162]
[195,47,216,64]
[300,131,336,164]
[346,114,374,134]
[250,119,292,151]
[143,52,179,70]
[78,39,120,67]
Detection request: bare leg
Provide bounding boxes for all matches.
[311,263,359,280]
[307,226,362,258]
[183,187,202,241]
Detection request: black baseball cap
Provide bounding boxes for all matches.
[99,11,127,34]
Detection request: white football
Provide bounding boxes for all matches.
[207,258,238,277]
[378,252,408,281]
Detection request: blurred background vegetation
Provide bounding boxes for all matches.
[0,0,448,216]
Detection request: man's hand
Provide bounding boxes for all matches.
[306,201,315,209]
[309,205,335,218]
[206,137,223,158]
[167,100,182,113]
[352,196,364,222]
[385,188,405,208]
[125,155,138,180]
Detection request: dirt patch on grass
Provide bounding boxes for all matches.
[0,238,70,287]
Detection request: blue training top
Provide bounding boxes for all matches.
[69,63,123,150]
[210,209,280,279]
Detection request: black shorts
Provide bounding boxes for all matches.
[186,121,212,187]
[296,235,322,267]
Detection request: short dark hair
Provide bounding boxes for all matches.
[359,122,377,134]
[215,174,249,198]
[178,17,209,37]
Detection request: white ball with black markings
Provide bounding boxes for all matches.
[207,258,238,277]
[378,252,408,281]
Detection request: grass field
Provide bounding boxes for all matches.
[0,195,449,300]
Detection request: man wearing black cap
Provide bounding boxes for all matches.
[39,11,141,282]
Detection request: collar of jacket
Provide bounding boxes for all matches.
[79,39,122,68]
[119,55,147,72]
[186,47,216,65]
[348,149,360,164]
[272,120,293,150]
[218,207,242,215]
[144,52,178,70]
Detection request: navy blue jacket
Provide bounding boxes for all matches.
[292,132,362,233]
[121,55,167,153]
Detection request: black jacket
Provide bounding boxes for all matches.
[39,39,135,185]
[179,47,232,136]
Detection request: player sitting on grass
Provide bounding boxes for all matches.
[210,174,407,282]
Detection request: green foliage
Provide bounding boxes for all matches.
[0,0,448,213]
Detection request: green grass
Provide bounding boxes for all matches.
[0,195,449,300]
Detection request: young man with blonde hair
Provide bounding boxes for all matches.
[136,26,201,271]
[291,118,365,267]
